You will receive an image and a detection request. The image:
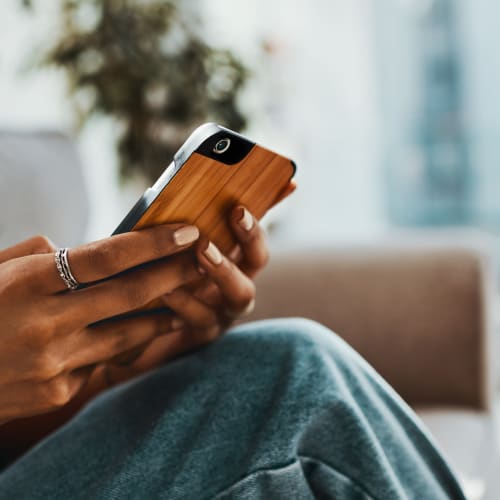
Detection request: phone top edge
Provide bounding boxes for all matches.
[176,123,295,176]
[173,122,223,167]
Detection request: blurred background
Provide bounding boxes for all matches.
[2,1,500,497]
[2,0,499,249]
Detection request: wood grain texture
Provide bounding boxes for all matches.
[133,145,295,254]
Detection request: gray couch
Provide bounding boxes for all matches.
[0,131,88,249]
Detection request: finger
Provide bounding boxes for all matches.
[105,325,222,383]
[63,253,201,326]
[0,235,56,264]
[106,333,186,384]
[62,311,177,370]
[229,206,269,278]
[108,342,154,367]
[134,323,222,369]
[161,288,218,329]
[225,182,296,268]
[196,239,256,315]
[34,224,200,294]
[192,280,223,308]
[272,179,297,207]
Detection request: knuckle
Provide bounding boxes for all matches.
[31,235,56,253]
[42,376,72,407]
[33,351,63,381]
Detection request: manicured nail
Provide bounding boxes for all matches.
[238,207,254,232]
[242,298,256,316]
[171,318,184,330]
[204,241,223,265]
[173,226,199,246]
[225,298,256,319]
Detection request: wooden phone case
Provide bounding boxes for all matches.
[131,145,295,254]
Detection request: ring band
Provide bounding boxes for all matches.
[55,248,80,290]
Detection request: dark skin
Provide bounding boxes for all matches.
[0,181,296,461]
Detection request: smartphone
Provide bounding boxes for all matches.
[113,123,296,254]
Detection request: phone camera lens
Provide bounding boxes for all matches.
[213,138,231,154]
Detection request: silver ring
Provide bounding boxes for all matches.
[54,248,80,290]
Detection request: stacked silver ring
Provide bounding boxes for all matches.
[54,248,80,290]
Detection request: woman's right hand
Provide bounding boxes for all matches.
[0,225,200,424]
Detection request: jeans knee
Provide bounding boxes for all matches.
[274,317,339,347]
[229,317,351,367]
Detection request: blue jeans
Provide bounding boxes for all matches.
[0,318,465,499]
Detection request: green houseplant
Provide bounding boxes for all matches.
[25,0,248,183]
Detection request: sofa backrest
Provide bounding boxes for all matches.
[247,247,493,411]
[0,131,89,248]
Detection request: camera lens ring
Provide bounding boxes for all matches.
[213,138,231,154]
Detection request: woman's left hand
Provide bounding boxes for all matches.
[106,204,271,384]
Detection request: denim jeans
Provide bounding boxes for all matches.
[0,318,466,499]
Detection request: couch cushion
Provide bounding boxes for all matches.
[417,409,499,500]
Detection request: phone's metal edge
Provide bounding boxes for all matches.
[111,189,158,235]
[112,123,224,235]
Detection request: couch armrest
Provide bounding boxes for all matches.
[246,248,492,410]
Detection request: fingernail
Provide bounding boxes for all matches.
[238,207,254,232]
[198,265,206,275]
[225,298,256,319]
[242,298,256,316]
[171,318,184,330]
[173,226,199,246]
[203,241,223,265]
